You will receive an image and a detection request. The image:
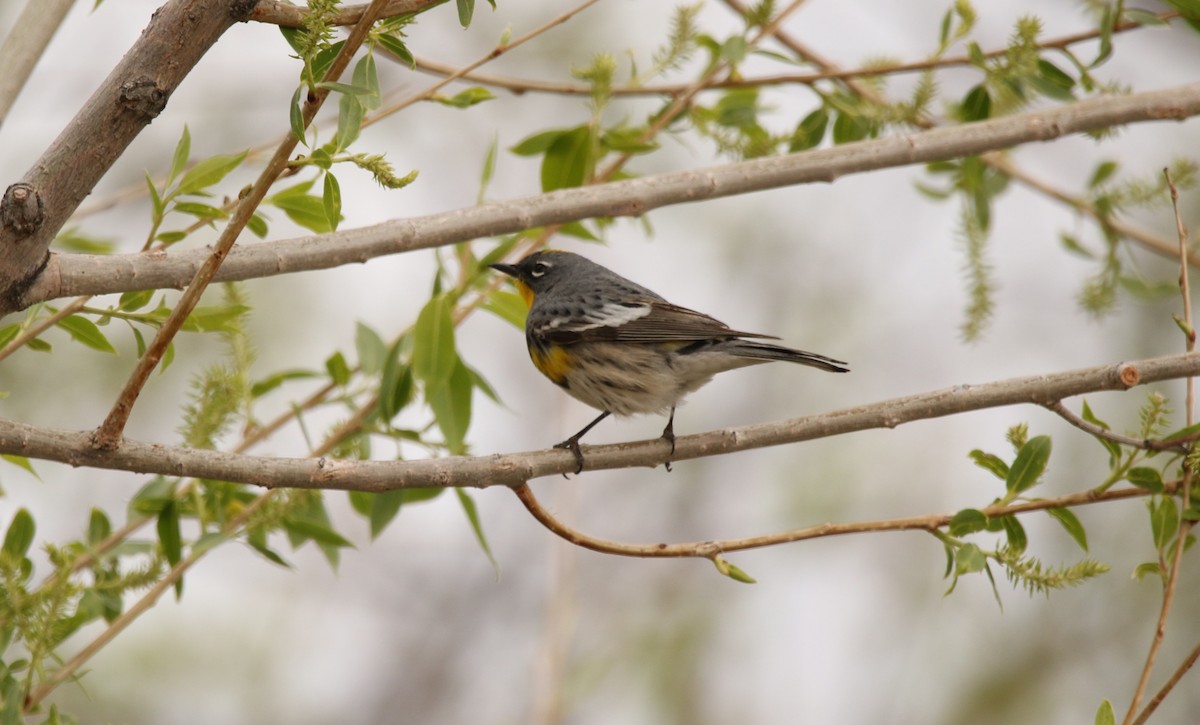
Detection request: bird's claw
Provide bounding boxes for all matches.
[554,437,586,476]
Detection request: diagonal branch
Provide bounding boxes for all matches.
[0,352,1195,490]
[0,0,259,314]
[20,81,1200,309]
[90,0,394,449]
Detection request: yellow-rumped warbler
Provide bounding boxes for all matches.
[491,250,849,472]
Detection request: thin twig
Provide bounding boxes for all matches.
[1043,400,1187,453]
[1124,167,1197,725]
[1131,638,1200,725]
[514,480,1157,559]
[0,295,89,362]
[368,0,604,123]
[407,9,1176,97]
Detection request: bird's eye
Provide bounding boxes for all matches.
[530,261,550,277]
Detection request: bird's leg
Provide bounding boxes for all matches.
[555,411,611,475]
[660,407,677,472]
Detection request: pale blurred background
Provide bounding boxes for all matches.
[0,1,1198,723]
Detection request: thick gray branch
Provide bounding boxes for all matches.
[22,82,1200,309]
[0,352,1193,491]
[0,0,259,313]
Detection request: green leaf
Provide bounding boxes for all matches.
[455,489,497,574]
[355,322,388,375]
[1,454,37,480]
[325,351,352,387]
[789,107,828,152]
[511,128,567,156]
[2,509,35,559]
[711,555,757,583]
[157,501,183,598]
[322,173,342,232]
[377,33,414,68]
[380,345,415,422]
[1081,399,1120,465]
[0,323,18,348]
[250,369,319,398]
[456,0,474,27]
[311,40,346,82]
[130,476,178,515]
[483,289,528,329]
[119,289,155,312]
[57,315,116,353]
[351,53,381,111]
[87,508,112,545]
[1127,467,1164,492]
[831,110,870,144]
[1133,561,1163,582]
[428,359,473,453]
[175,151,247,197]
[368,489,408,538]
[540,125,595,192]
[478,134,498,203]
[432,87,495,108]
[1095,699,1115,725]
[1005,436,1051,495]
[246,212,270,238]
[172,201,227,220]
[1002,516,1027,554]
[948,508,989,536]
[1047,507,1088,551]
[412,294,457,388]
[266,185,332,233]
[168,125,191,185]
[1029,59,1076,101]
[182,304,249,333]
[958,84,991,122]
[954,542,988,575]
[335,90,364,151]
[1088,160,1119,189]
[290,85,306,142]
[283,518,355,550]
[1149,496,1179,551]
[968,449,1008,480]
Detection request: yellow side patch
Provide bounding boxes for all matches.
[531,344,573,385]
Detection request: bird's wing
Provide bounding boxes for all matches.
[540,298,778,344]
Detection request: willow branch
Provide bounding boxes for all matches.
[515,480,1156,559]
[0,352,1195,490]
[19,82,1200,309]
[408,11,1178,98]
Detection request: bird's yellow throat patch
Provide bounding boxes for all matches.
[531,343,573,385]
[513,279,535,308]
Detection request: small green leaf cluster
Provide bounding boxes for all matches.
[943,429,1108,603]
[0,506,165,720]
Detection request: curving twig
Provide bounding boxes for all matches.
[515,481,1158,559]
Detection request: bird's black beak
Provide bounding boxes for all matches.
[489,262,519,278]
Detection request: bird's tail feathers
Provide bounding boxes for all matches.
[727,340,849,373]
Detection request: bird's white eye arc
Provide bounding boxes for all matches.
[530,261,550,277]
